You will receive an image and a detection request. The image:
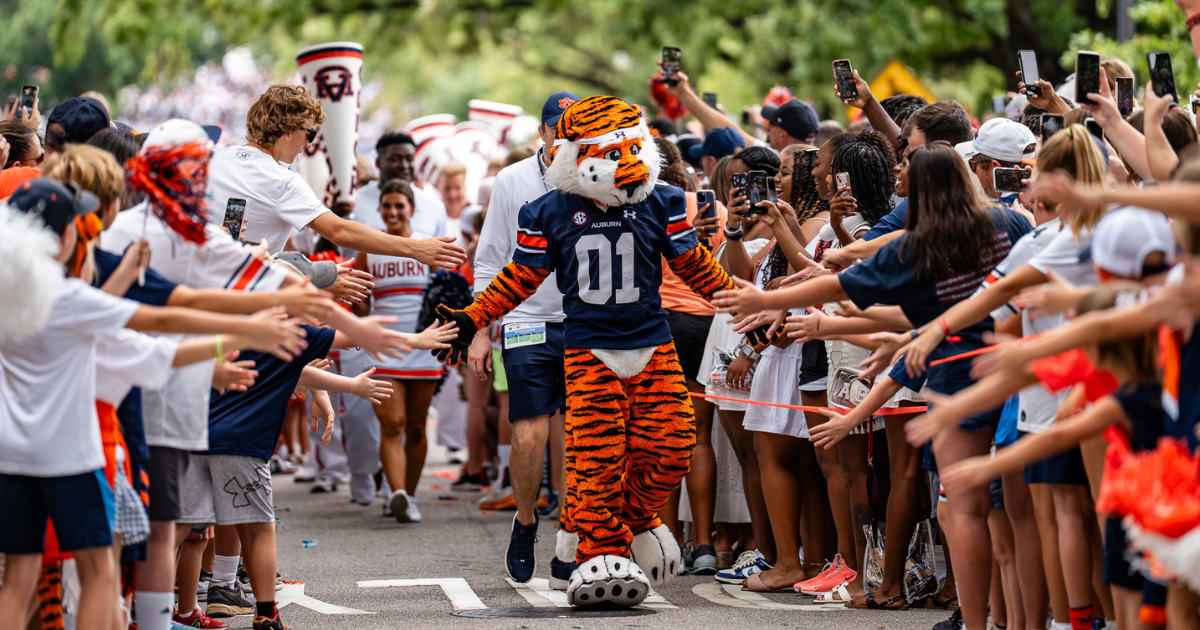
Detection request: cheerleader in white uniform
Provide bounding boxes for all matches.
[354,180,441,523]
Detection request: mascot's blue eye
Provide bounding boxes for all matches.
[606,149,621,161]
[630,144,640,156]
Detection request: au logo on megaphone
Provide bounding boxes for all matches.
[314,66,356,102]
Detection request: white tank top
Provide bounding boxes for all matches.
[366,232,431,328]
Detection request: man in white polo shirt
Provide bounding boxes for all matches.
[206,84,465,269]
[469,91,576,589]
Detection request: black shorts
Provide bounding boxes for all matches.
[1019,431,1089,485]
[502,322,566,421]
[147,446,189,521]
[666,310,713,382]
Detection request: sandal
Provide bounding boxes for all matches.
[919,593,959,609]
[866,593,910,610]
[813,584,852,604]
[741,572,793,593]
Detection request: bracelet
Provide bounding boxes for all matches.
[1187,13,1200,31]
[909,329,920,341]
[723,225,745,241]
[937,318,952,339]
[214,334,224,363]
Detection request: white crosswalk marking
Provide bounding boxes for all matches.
[507,578,677,609]
[691,583,851,611]
[276,582,373,615]
[357,578,487,610]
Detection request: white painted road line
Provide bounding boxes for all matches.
[357,578,487,610]
[692,583,851,611]
[507,578,677,609]
[276,582,374,615]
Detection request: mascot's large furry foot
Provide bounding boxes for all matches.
[566,555,650,607]
[630,524,682,585]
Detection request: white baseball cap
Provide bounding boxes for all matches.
[955,118,1036,164]
[1092,206,1175,278]
[139,119,214,154]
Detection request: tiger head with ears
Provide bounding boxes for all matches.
[545,95,662,209]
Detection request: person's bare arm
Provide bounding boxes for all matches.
[894,263,1047,377]
[125,306,307,361]
[809,377,905,450]
[821,230,901,271]
[787,308,904,343]
[835,69,903,151]
[940,395,1125,490]
[664,71,758,147]
[713,273,848,316]
[904,368,1040,445]
[1143,83,1182,181]
[166,281,328,318]
[308,212,466,269]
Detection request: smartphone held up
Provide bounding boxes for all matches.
[661,47,682,85]
[1075,50,1100,106]
[833,60,858,101]
[18,85,37,120]
[1147,51,1178,103]
[1018,50,1041,97]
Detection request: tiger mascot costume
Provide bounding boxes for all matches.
[434,95,738,607]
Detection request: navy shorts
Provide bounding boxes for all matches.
[0,470,114,554]
[1103,516,1142,589]
[502,322,567,421]
[989,478,1005,510]
[1019,431,1089,485]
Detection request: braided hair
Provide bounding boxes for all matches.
[830,130,896,226]
[791,149,827,222]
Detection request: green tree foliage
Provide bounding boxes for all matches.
[3,0,1189,122]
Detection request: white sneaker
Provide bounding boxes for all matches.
[389,490,417,523]
[405,494,422,523]
[293,462,317,483]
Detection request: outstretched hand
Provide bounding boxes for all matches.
[432,304,477,366]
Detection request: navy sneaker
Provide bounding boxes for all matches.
[505,514,539,582]
[537,490,559,517]
[690,544,717,575]
[548,557,577,591]
[715,549,774,584]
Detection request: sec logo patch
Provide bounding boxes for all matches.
[572,211,587,225]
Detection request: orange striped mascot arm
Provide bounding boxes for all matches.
[432,261,549,366]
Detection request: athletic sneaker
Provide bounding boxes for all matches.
[349,473,375,506]
[388,490,411,522]
[405,495,422,523]
[505,514,539,582]
[715,549,774,584]
[932,608,963,630]
[689,544,717,575]
[537,491,559,517]
[479,486,517,511]
[198,570,211,601]
[205,583,254,618]
[252,611,289,630]
[447,448,464,465]
[174,606,229,628]
[451,471,486,491]
[309,477,338,493]
[236,569,255,603]
[548,557,577,591]
[268,454,295,475]
[292,462,316,482]
[795,554,855,595]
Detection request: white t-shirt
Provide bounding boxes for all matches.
[1026,222,1097,287]
[103,203,288,451]
[0,279,139,477]
[976,218,1068,433]
[95,329,178,406]
[473,154,565,325]
[206,145,331,255]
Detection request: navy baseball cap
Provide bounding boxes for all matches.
[46,97,111,146]
[770,99,820,142]
[541,91,581,127]
[7,178,101,236]
[675,133,703,170]
[687,127,745,161]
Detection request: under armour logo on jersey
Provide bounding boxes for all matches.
[623,209,638,221]
[314,66,355,102]
[223,471,268,508]
[573,211,588,225]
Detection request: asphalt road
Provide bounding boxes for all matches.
[233,450,952,630]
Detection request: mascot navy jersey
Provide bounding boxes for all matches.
[513,183,698,350]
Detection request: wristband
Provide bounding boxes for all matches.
[723,225,745,241]
[1187,13,1200,32]
[214,335,224,363]
[909,329,920,341]
[936,318,962,343]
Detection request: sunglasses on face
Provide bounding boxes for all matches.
[303,127,318,143]
[5,152,44,169]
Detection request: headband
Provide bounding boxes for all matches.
[553,125,644,147]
